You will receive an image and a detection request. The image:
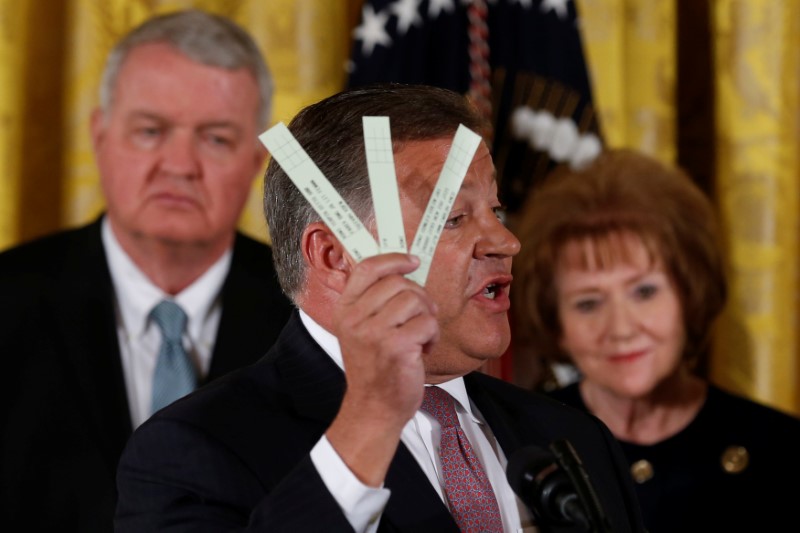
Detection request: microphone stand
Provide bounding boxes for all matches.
[549,439,613,533]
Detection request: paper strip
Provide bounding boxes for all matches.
[363,116,407,254]
[259,123,379,262]
[406,124,482,286]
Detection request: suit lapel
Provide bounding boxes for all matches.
[382,445,461,532]
[465,372,526,456]
[55,218,133,472]
[208,233,293,382]
[271,312,347,424]
[468,371,564,451]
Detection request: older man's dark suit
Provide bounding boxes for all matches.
[116,311,645,532]
[0,217,293,532]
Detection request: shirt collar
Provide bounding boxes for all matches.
[430,379,478,424]
[102,217,232,340]
[299,309,343,368]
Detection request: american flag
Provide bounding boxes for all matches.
[347,0,602,215]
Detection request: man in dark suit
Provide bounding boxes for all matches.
[116,84,645,532]
[0,10,292,533]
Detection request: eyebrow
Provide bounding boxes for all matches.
[127,111,242,131]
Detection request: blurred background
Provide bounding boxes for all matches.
[1,0,798,415]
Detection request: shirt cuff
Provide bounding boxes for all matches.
[310,435,391,533]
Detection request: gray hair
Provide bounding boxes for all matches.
[98,9,273,129]
[264,83,489,301]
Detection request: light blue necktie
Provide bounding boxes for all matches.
[149,300,196,415]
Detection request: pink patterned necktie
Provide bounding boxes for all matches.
[421,386,504,533]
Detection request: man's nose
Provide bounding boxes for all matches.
[475,214,521,259]
[160,131,200,177]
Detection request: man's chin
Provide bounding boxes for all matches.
[137,214,203,238]
[142,225,214,248]
[424,343,509,380]
[477,327,511,358]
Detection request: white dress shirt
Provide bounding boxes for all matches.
[102,218,231,428]
[301,311,536,533]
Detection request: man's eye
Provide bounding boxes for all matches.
[205,133,233,147]
[136,126,161,138]
[130,126,163,147]
[493,206,507,224]
[445,214,465,228]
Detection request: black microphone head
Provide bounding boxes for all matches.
[506,445,557,494]
[507,446,587,528]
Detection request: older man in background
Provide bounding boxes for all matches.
[0,9,292,532]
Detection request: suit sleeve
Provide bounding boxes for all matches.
[115,417,356,532]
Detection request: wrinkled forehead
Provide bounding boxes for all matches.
[557,230,661,272]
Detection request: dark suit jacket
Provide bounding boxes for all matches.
[116,311,645,532]
[0,216,293,532]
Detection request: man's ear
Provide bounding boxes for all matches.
[250,143,268,179]
[301,222,354,292]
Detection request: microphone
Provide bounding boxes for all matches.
[506,440,612,532]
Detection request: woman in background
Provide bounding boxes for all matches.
[512,148,800,532]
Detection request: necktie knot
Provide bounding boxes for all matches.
[150,300,187,343]
[421,386,459,428]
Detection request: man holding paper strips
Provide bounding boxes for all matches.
[116,84,644,532]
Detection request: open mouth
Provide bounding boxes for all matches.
[474,274,512,303]
[482,283,500,300]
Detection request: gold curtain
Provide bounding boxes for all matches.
[577,0,676,161]
[710,1,800,413]
[0,0,29,249]
[579,0,800,416]
[1,0,67,249]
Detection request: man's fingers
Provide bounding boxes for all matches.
[340,253,420,302]
[337,253,436,326]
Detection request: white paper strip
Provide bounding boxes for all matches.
[259,123,379,262]
[406,124,482,286]
[363,116,407,254]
